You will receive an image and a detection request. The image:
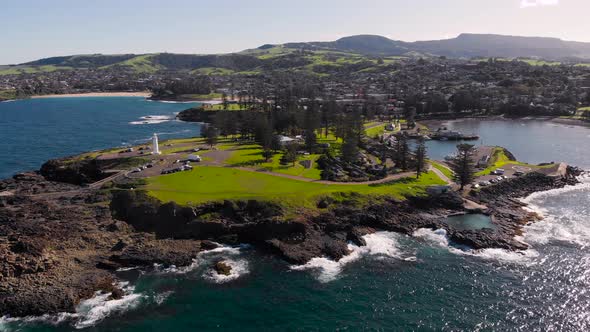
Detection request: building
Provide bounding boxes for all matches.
[152,133,161,155]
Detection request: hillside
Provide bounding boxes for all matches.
[277,34,590,59]
[2,33,590,76]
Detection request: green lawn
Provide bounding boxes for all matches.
[145,166,445,206]
[182,93,223,100]
[475,147,532,176]
[225,143,322,180]
[430,161,454,179]
[202,103,246,111]
[364,122,389,138]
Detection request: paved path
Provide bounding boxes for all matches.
[26,170,128,198]
[234,166,416,185]
[430,164,454,186]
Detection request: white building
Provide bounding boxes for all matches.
[152,133,161,155]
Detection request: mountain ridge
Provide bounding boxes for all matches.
[3,33,590,74]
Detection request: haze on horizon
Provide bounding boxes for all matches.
[2,0,590,65]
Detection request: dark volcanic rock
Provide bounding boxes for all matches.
[214,261,232,276]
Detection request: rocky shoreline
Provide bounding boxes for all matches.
[0,159,583,318]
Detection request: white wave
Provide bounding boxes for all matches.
[0,282,143,330]
[413,228,537,265]
[151,244,251,284]
[413,228,450,247]
[204,259,250,283]
[153,291,174,305]
[291,232,408,283]
[0,313,76,331]
[73,282,143,329]
[129,115,175,125]
[521,175,590,247]
[151,100,198,104]
[116,266,140,272]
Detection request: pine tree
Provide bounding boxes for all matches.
[341,132,359,163]
[449,144,476,190]
[393,135,410,170]
[414,138,427,178]
[203,125,219,148]
[281,143,298,166]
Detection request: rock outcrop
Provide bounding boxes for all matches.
[0,158,581,318]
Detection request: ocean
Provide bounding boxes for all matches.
[0,99,589,331]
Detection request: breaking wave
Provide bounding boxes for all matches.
[204,258,250,283]
[521,174,590,248]
[152,244,251,282]
[0,282,144,330]
[129,115,174,125]
[291,232,413,283]
[412,228,538,265]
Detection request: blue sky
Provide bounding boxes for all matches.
[1,0,589,64]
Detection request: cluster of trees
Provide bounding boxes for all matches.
[387,136,428,178]
[151,76,211,98]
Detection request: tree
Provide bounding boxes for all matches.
[305,131,317,151]
[393,135,410,170]
[262,149,273,162]
[202,125,219,148]
[414,138,427,178]
[270,134,282,152]
[449,144,476,190]
[222,92,229,110]
[341,132,359,163]
[281,143,298,166]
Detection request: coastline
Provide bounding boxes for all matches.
[30,92,152,99]
[421,115,589,129]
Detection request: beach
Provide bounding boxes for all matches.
[31,91,151,99]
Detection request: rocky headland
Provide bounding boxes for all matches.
[0,156,583,318]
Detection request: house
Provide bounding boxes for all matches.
[277,135,296,145]
[477,155,490,168]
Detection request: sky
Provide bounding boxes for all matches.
[1,0,589,64]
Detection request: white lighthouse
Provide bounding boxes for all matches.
[152,133,161,155]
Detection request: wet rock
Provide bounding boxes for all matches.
[108,287,125,300]
[200,240,219,251]
[214,261,232,276]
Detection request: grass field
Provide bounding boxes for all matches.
[0,65,72,76]
[224,143,322,179]
[430,161,454,179]
[475,147,532,176]
[146,166,445,206]
[202,103,246,111]
[101,55,161,73]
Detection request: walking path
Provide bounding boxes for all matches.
[234,166,416,185]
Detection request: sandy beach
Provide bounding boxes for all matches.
[31,91,151,99]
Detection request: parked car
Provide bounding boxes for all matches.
[491,168,505,175]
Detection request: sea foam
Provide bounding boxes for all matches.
[412,228,538,265]
[291,232,411,283]
[521,174,590,248]
[0,282,143,330]
[129,115,174,125]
